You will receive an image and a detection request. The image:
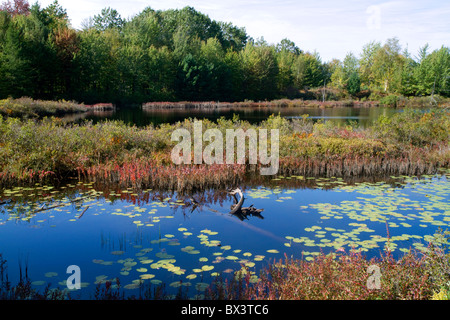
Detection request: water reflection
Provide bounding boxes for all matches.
[63,106,401,128]
[190,188,265,221]
[0,171,448,299]
[1,173,441,217]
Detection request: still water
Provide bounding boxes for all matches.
[1,171,448,299]
[65,106,401,128]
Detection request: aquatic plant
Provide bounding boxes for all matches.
[1,174,450,300]
[238,249,436,300]
[77,158,247,192]
[0,109,448,191]
[0,98,87,118]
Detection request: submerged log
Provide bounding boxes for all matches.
[229,188,245,216]
[189,188,264,221]
[228,188,264,221]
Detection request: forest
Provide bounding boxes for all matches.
[1,0,450,304]
[0,0,449,105]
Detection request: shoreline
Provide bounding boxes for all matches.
[142,95,450,110]
[1,95,448,120]
[0,109,448,191]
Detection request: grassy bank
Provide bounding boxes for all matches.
[1,94,448,120]
[142,94,450,109]
[207,233,450,300]
[0,98,88,118]
[0,107,449,191]
[142,99,366,109]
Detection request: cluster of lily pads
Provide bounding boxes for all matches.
[248,171,450,260]
[1,170,449,299]
[89,224,267,294]
[0,183,270,297]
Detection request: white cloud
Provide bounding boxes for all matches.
[36,0,449,61]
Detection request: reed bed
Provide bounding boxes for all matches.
[278,145,448,178]
[142,99,378,110]
[142,101,234,109]
[203,230,450,300]
[84,103,116,111]
[142,94,450,110]
[0,108,448,191]
[76,158,247,192]
[0,97,88,118]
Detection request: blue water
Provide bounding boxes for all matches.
[68,106,400,128]
[0,172,449,299]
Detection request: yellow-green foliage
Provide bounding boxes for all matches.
[0,98,87,118]
[0,109,448,184]
[0,117,162,176]
[376,108,450,147]
[280,135,392,159]
[432,289,450,300]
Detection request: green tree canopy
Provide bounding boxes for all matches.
[0,2,448,104]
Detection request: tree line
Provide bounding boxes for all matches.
[0,0,448,105]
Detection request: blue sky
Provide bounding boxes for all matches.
[38,0,450,62]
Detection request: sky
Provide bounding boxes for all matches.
[36,0,450,62]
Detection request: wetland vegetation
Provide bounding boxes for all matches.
[0,0,449,301]
[0,107,449,300]
[0,107,448,190]
[0,172,450,300]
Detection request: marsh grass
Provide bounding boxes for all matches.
[143,99,372,110]
[243,250,433,300]
[204,231,450,300]
[0,108,448,191]
[11,249,447,300]
[0,98,88,118]
[142,95,450,110]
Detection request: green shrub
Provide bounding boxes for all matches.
[380,94,399,106]
[0,97,87,118]
[376,108,450,147]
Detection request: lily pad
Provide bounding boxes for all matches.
[201,265,214,272]
[44,272,58,278]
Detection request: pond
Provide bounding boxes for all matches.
[65,106,401,128]
[1,170,449,299]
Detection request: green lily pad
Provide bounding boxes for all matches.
[195,283,209,291]
[44,272,58,278]
[201,265,214,272]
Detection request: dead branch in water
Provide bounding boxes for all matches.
[78,206,90,219]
